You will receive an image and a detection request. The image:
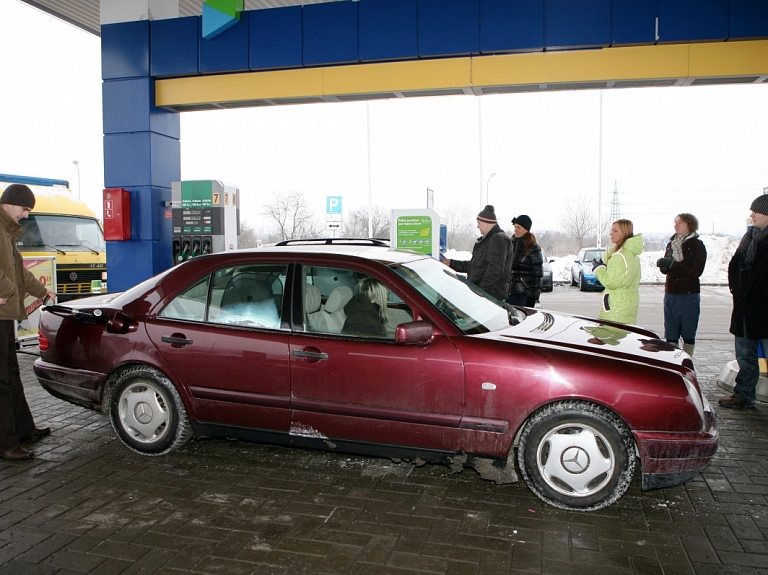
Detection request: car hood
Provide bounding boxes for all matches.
[483,308,689,367]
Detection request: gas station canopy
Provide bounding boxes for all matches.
[19,0,340,36]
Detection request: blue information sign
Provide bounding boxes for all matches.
[326,196,342,213]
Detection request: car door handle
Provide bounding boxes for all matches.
[292,349,329,361]
[161,335,193,347]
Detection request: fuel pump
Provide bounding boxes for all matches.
[171,180,240,264]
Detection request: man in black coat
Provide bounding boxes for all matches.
[719,194,768,409]
[442,205,512,301]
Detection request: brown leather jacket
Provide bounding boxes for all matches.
[0,208,48,321]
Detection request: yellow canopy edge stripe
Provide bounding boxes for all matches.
[155,40,768,108]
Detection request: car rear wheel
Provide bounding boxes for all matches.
[108,366,193,456]
[517,401,636,511]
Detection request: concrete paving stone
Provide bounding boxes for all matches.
[445,560,480,575]
[44,548,107,573]
[0,559,61,575]
[393,526,430,554]
[388,550,450,573]
[477,549,511,574]
[628,555,665,575]
[420,542,481,563]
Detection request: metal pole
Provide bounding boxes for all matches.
[72,160,81,199]
[596,92,603,248]
[485,172,497,206]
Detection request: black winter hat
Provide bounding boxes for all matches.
[750,194,768,216]
[0,184,36,209]
[477,205,497,224]
[512,214,532,231]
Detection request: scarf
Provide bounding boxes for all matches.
[744,226,768,269]
[670,232,697,262]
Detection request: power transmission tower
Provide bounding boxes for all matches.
[609,181,621,222]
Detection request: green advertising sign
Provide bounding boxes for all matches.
[396,215,434,256]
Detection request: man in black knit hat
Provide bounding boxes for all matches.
[720,193,768,409]
[441,205,512,301]
[0,184,57,459]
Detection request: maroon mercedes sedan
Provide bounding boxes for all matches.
[34,239,718,511]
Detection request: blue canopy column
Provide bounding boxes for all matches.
[101,1,180,292]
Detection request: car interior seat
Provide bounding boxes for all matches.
[322,285,353,333]
[304,284,328,332]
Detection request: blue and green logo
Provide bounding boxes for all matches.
[202,0,243,40]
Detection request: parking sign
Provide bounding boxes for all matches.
[326,196,342,213]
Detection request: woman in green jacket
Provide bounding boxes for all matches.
[592,219,644,325]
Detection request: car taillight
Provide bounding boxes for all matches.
[38,331,49,351]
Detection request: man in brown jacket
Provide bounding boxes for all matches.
[1,184,57,460]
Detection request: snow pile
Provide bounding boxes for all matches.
[445,234,741,286]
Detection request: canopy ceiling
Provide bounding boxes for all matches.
[19,0,339,36]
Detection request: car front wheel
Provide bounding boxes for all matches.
[108,366,193,456]
[517,401,636,511]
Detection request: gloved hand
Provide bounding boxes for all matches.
[656,257,673,272]
[591,258,605,270]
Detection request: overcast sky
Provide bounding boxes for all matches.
[3,0,767,238]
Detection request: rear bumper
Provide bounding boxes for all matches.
[634,410,719,490]
[33,359,107,410]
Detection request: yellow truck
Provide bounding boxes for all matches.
[1,174,107,300]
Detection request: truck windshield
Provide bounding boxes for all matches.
[18,215,106,253]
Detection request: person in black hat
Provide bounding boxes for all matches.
[507,214,544,307]
[720,194,768,409]
[441,205,512,301]
[0,184,57,460]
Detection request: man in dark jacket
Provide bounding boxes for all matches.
[1,184,57,459]
[442,205,512,301]
[719,194,768,409]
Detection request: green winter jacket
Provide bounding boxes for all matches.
[0,208,48,321]
[593,234,644,325]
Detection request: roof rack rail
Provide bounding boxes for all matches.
[274,238,390,247]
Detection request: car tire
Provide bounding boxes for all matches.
[578,272,588,292]
[108,366,193,456]
[570,273,577,287]
[516,401,636,511]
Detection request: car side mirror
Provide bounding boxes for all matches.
[395,321,433,344]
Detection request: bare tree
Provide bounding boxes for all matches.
[561,195,598,250]
[238,220,260,248]
[342,206,391,238]
[442,204,477,252]
[262,190,322,240]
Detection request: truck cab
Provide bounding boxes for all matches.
[1,174,107,300]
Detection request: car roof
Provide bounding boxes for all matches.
[242,241,427,265]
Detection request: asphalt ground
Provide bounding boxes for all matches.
[1,285,767,575]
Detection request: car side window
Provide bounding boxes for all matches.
[159,275,210,321]
[303,266,413,339]
[208,264,287,329]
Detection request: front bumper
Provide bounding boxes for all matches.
[634,408,719,490]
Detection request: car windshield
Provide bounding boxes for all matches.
[393,257,523,334]
[582,250,604,261]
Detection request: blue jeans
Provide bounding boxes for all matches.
[733,329,768,405]
[663,293,700,345]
